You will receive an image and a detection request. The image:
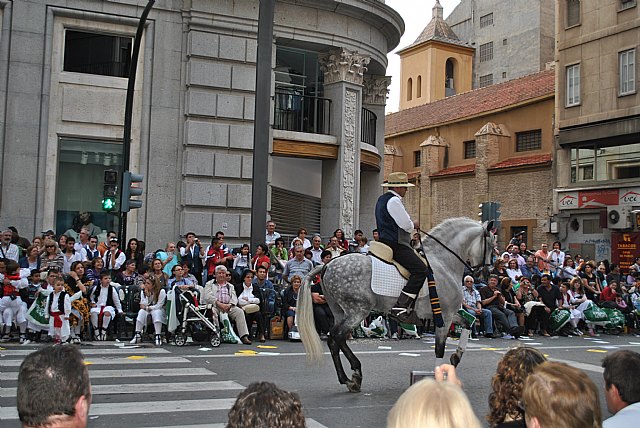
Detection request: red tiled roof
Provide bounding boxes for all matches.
[431,164,476,177]
[489,153,552,170]
[385,69,555,137]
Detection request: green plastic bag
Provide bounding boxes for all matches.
[220,312,241,344]
[583,302,608,323]
[602,308,625,329]
[549,308,571,332]
[457,308,477,328]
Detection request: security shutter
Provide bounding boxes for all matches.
[270,186,321,240]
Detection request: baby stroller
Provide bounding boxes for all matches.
[172,289,221,348]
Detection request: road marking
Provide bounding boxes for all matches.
[0,367,216,381]
[552,359,604,374]
[0,398,237,420]
[144,419,327,428]
[179,342,640,359]
[586,349,608,353]
[0,347,170,356]
[1,356,191,367]
[1,380,244,397]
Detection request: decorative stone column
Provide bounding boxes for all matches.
[420,135,447,229]
[318,48,370,239]
[360,75,391,236]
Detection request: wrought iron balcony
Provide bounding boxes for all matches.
[273,92,331,135]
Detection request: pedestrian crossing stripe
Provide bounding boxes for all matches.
[0,367,216,381]
[0,347,171,356]
[1,380,244,397]
[1,356,191,367]
[126,355,147,360]
[0,398,237,420]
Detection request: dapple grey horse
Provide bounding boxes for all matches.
[298,218,495,392]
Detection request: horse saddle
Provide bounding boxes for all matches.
[368,241,428,280]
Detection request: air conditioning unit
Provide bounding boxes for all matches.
[607,205,632,229]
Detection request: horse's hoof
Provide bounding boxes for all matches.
[346,381,361,393]
[450,353,461,367]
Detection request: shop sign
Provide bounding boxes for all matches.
[558,187,640,210]
[611,232,640,273]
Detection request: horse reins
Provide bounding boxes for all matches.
[418,227,492,275]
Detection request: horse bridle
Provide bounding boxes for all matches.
[419,227,493,276]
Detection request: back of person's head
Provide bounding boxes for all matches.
[226,381,305,428]
[17,345,91,428]
[522,361,601,428]
[488,347,546,425]
[602,350,640,405]
[387,378,481,428]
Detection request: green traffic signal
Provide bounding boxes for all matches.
[102,197,116,212]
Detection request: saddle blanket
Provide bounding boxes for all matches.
[370,256,427,299]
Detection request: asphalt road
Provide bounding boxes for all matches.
[2,333,639,427]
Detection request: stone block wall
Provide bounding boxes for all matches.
[181,26,257,243]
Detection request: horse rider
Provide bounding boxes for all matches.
[375,172,427,324]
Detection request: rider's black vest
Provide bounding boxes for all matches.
[375,191,411,247]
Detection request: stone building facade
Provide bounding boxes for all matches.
[0,0,403,248]
[445,0,555,88]
[554,0,640,265]
[385,70,556,249]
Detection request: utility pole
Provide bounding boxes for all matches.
[119,0,155,245]
[250,0,275,251]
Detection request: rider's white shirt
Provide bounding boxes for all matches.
[387,190,414,233]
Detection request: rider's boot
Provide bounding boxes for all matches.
[389,291,418,324]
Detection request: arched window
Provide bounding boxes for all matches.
[445,59,455,96]
[407,78,413,101]
[417,75,422,98]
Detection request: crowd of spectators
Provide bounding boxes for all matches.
[0,223,375,345]
[463,235,640,339]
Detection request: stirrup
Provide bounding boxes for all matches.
[389,308,423,327]
[130,332,142,344]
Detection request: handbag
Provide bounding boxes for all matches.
[242,303,260,314]
[270,315,284,339]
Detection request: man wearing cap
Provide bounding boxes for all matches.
[375,172,427,323]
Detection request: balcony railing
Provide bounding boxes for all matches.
[273,92,331,135]
[361,107,377,146]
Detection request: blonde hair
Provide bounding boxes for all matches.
[522,361,601,428]
[387,378,481,428]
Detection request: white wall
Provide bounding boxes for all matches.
[271,157,322,198]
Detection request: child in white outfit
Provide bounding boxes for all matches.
[45,277,71,344]
[0,262,29,343]
[89,272,122,340]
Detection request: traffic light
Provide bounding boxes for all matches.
[121,171,144,212]
[491,201,502,231]
[478,202,491,222]
[102,169,118,212]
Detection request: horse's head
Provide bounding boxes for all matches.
[468,220,497,276]
[418,217,496,276]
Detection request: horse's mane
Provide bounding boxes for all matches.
[427,217,479,238]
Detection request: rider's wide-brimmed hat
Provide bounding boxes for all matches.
[382,172,415,188]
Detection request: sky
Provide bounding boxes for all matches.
[385,0,460,113]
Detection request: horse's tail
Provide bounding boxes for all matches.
[298,265,324,366]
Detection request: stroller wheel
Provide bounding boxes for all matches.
[174,332,187,346]
[210,333,221,348]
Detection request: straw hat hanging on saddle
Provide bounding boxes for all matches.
[382,172,415,188]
